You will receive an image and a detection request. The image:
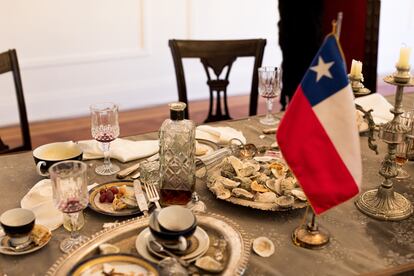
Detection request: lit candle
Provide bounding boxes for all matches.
[350,59,362,78]
[356,61,363,78]
[350,59,357,76]
[397,45,411,68]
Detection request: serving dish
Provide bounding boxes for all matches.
[46,212,250,276]
[207,155,307,211]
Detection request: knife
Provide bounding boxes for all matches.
[262,127,278,134]
[117,153,160,179]
[133,180,149,216]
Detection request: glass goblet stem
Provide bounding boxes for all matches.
[265,98,274,121]
[100,142,112,168]
[68,212,81,240]
[60,211,87,252]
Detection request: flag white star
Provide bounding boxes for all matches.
[310,56,334,82]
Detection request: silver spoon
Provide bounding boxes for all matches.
[149,240,189,267]
[0,240,33,252]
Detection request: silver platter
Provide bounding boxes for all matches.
[46,212,251,276]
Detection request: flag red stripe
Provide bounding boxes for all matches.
[277,88,359,214]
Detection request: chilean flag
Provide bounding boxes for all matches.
[276,34,362,214]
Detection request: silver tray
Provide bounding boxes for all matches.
[208,158,307,211]
[46,212,251,276]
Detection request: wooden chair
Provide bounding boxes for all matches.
[169,39,266,122]
[0,49,31,153]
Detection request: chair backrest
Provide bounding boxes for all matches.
[0,49,31,153]
[169,39,266,122]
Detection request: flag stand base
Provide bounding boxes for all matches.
[355,186,413,221]
[292,214,330,249]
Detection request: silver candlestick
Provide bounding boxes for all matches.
[355,65,414,221]
[349,74,371,96]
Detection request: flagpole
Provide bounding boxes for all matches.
[292,207,330,249]
[336,12,343,39]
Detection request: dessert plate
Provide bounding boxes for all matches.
[135,226,209,263]
[0,224,51,255]
[88,181,143,216]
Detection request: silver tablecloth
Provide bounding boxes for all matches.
[1,98,414,275]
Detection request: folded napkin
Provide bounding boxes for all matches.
[21,179,62,231]
[78,138,159,163]
[196,125,246,145]
[21,180,99,231]
[354,93,394,125]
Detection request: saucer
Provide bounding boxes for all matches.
[0,224,51,255]
[135,226,209,264]
[147,232,199,257]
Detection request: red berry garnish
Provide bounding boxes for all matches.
[105,190,114,203]
[99,193,106,203]
[110,186,119,194]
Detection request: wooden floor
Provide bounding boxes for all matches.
[0,95,273,149]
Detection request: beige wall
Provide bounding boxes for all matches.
[378,0,414,75]
[0,0,280,126]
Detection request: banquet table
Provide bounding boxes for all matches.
[1,96,414,276]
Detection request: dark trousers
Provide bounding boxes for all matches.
[278,0,323,110]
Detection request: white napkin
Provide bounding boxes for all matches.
[21,179,62,231]
[196,125,246,145]
[21,180,99,231]
[78,138,159,163]
[354,93,394,125]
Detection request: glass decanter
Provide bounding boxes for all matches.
[159,102,196,206]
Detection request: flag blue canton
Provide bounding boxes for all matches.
[301,35,349,107]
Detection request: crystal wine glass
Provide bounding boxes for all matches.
[395,109,414,179]
[49,160,88,253]
[90,102,120,175]
[258,67,282,125]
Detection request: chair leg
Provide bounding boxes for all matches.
[0,137,10,152]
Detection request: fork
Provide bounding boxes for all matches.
[144,183,162,210]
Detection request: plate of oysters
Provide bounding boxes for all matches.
[207,155,307,211]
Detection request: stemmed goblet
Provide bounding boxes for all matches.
[50,160,88,253]
[258,67,282,125]
[90,102,120,175]
[395,109,414,179]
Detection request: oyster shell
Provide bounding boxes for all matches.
[291,189,307,201]
[234,176,252,190]
[195,256,224,273]
[255,191,277,203]
[99,243,120,254]
[254,156,275,163]
[251,180,269,193]
[275,195,295,208]
[253,173,270,185]
[232,188,254,199]
[220,161,236,179]
[270,162,288,178]
[280,177,297,191]
[271,141,279,148]
[238,166,256,177]
[244,160,261,172]
[228,156,244,174]
[215,176,240,189]
[265,178,283,195]
[210,182,231,200]
[252,237,275,257]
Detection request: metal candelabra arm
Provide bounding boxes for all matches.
[355,103,379,155]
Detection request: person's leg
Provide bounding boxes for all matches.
[278,0,324,110]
